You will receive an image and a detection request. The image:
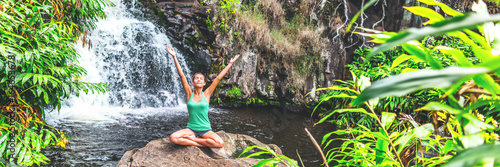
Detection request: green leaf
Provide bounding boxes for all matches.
[471,0,498,48]
[419,102,495,129]
[401,68,420,74]
[353,66,489,105]
[400,41,427,63]
[448,31,495,62]
[27,15,38,27]
[381,112,396,129]
[315,108,376,125]
[310,85,358,94]
[63,83,71,97]
[444,144,500,167]
[277,155,299,167]
[0,133,8,154]
[14,141,22,157]
[322,131,336,145]
[246,151,269,159]
[396,124,434,154]
[418,102,462,114]
[391,54,424,68]
[443,140,454,155]
[434,46,472,67]
[326,94,357,99]
[403,6,445,25]
[372,132,390,142]
[369,13,500,57]
[464,99,500,112]
[417,0,462,16]
[254,159,280,167]
[401,41,443,69]
[43,90,49,105]
[239,145,260,158]
[458,133,484,149]
[357,75,372,91]
[21,73,33,85]
[0,45,6,55]
[472,74,500,97]
[478,56,500,72]
[463,29,490,50]
[375,133,390,164]
[0,59,4,71]
[16,148,25,164]
[463,113,495,129]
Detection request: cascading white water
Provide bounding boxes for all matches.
[40,2,330,166]
[46,0,191,123]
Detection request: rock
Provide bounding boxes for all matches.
[199,0,218,6]
[193,49,212,72]
[209,130,282,159]
[117,131,283,167]
[225,50,258,99]
[150,0,217,76]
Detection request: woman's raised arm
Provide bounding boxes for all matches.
[205,54,240,97]
[167,46,192,102]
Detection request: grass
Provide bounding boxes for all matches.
[211,0,330,102]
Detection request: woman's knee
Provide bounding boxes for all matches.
[169,135,179,143]
[214,140,224,148]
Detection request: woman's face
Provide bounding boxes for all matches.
[193,74,206,88]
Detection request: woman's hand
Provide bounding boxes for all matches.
[205,54,241,97]
[229,54,240,64]
[166,45,176,58]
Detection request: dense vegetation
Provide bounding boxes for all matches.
[0,0,110,165]
[318,0,500,166]
[2,0,499,166]
[206,0,332,103]
[245,0,500,166]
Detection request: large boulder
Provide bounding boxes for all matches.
[117,131,283,167]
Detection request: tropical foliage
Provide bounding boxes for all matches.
[239,145,299,167]
[206,0,239,33]
[312,0,500,166]
[0,0,111,165]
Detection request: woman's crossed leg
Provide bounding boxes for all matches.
[169,129,224,148]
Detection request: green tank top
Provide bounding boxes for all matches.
[186,92,211,131]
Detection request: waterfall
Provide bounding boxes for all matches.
[47,0,190,123]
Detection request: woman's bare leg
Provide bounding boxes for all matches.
[186,131,224,148]
[169,129,205,147]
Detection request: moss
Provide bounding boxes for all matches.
[227,86,242,98]
[212,93,298,107]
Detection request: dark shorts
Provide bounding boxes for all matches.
[188,128,212,138]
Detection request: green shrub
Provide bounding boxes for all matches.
[227,86,242,98]
[0,0,111,165]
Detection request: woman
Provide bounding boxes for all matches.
[166,45,240,148]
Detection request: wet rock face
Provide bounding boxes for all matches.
[116,131,283,167]
[221,50,258,100]
[154,0,216,73]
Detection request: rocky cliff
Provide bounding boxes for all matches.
[132,0,489,108]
